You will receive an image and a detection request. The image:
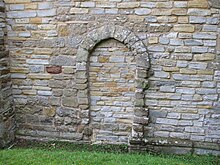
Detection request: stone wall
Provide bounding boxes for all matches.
[3,0,220,155]
[0,0,14,148]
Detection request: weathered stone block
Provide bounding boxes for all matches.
[50,56,75,66]
[62,97,78,108]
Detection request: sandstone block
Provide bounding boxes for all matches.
[28,74,52,79]
[43,107,56,117]
[70,8,89,14]
[117,2,139,8]
[174,24,195,32]
[188,0,209,8]
[194,53,215,61]
[152,9,171,16]
[4,0,30,3]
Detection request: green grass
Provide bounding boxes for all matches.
[0,141,219,165]
[0,148,218,165]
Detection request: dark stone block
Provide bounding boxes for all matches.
[46,66,62,74]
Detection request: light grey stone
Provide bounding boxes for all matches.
[159,37,170,44]
[167,113,181,119]
[177,61,188,67]
[105,9,118,14]
[109,56,124,63]
[145,16,157,22]
[192,46,208,53]
[154,71,170,78]
[187,9,211,16]
[203,40,216,46]
[176,88,195,94]
[135,8,151,15]
[27,59,49,65]
[174,2,187,7]
[38,2,53,9]
[202,25,218,32]
[189,16,206,24]
[160,86,175,92]
[80,2,95,8]
[170,132,190,139]
[193,33,217,39]
[11,73,26,79]
[148,45,165,52]
[29,65,44,73]
[184,39,203,46]
[188,62,207,70]
[90,8,104,14]
[7,11,37,18]
[37,91,52,96]
[206,17,219,24]
[37,9,56,17]
[156,118,178,125]
[196,88,217,95]
[181,114,199,120]
[170,39,183,46]
[50,56,75,66]
[10,4,24,11]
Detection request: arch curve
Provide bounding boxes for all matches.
[75,24,150,143]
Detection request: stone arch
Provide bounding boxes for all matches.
[76,24,150,143]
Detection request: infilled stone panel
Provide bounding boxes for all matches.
[89,39,136,144]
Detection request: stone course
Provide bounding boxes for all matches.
[0,0,219,155]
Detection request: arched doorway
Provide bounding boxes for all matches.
[75,24,150,144]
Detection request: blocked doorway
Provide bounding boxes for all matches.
[89,39,135,144]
